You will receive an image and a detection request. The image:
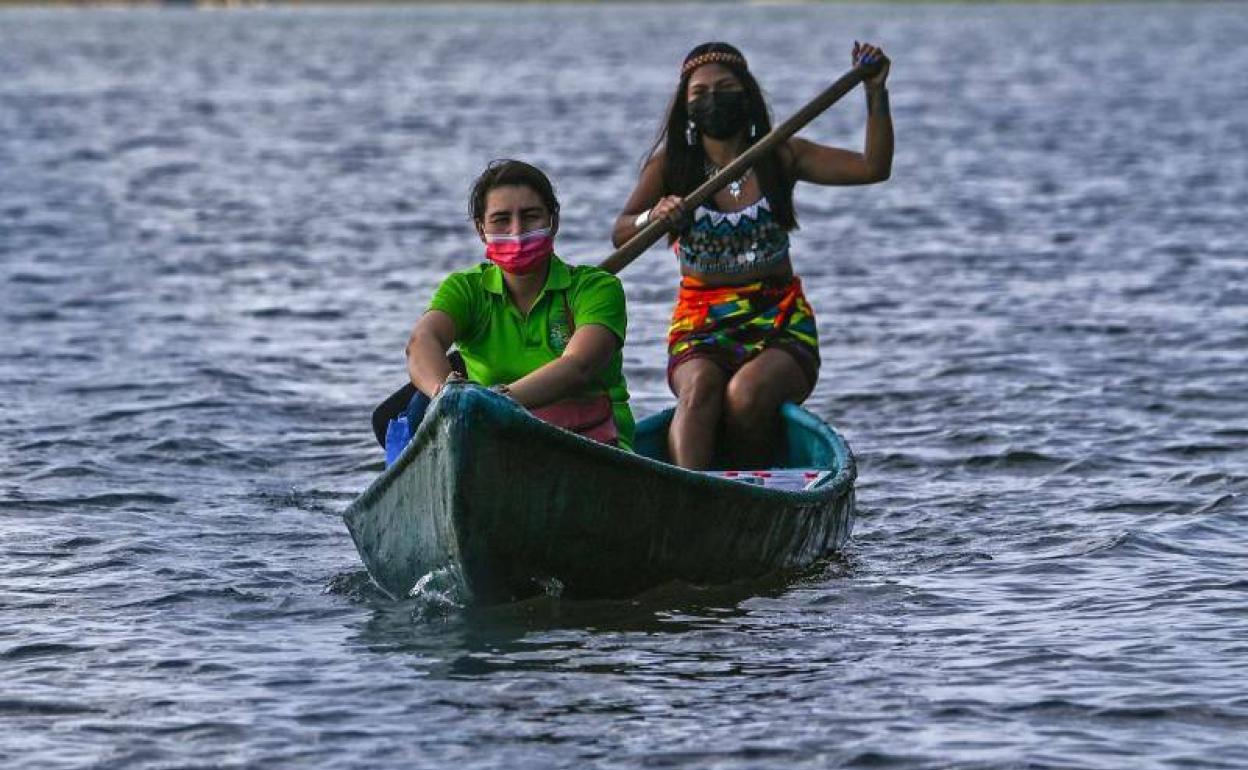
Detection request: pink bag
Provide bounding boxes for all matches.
[531,395,619,446]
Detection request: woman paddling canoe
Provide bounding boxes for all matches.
[612,42,892,469]
[407,159,635,449]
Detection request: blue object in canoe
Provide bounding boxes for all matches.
[384,415,411,467]
[343,383,857,605]
[383,389,432,467]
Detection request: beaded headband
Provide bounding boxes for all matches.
[681,51,749,78]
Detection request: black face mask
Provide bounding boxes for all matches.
[688,90,750,140]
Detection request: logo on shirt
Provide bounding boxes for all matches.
[548,304,571,352]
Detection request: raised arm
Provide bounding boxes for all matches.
[791,42,893,186]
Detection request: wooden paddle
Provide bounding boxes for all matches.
[371,62,882,445]
[598,60,884,274]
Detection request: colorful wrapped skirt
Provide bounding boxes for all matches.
[667,275,820,390]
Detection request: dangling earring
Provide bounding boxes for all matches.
[749,123,757,139]
[686,119,696,146]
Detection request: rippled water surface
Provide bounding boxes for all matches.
[3,4,1246,768]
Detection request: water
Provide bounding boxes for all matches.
[2,4,1246,768]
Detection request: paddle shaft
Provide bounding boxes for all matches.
[598,62,881,275]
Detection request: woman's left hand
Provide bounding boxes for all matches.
[853,41,890,89]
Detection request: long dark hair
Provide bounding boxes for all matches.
[649,42,797,230]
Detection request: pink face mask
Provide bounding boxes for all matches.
[484,227,555,275]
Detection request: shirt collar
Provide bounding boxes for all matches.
[481,255,571,296]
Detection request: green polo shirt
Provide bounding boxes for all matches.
[427,256,634,450]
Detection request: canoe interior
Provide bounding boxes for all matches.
[632,403,849,477]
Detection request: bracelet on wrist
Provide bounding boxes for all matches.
[633,209,651,229]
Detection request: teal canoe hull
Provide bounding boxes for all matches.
[343,383,856,605]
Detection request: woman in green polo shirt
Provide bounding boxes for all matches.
[405,159,635,450]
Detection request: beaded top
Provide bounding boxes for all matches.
[675,197,790,275]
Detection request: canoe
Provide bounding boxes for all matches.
[342,383,856,605]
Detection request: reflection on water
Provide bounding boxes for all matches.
[353,564,846,677]
[2,4,1247,769]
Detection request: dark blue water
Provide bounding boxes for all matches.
[3,4,1246,768]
